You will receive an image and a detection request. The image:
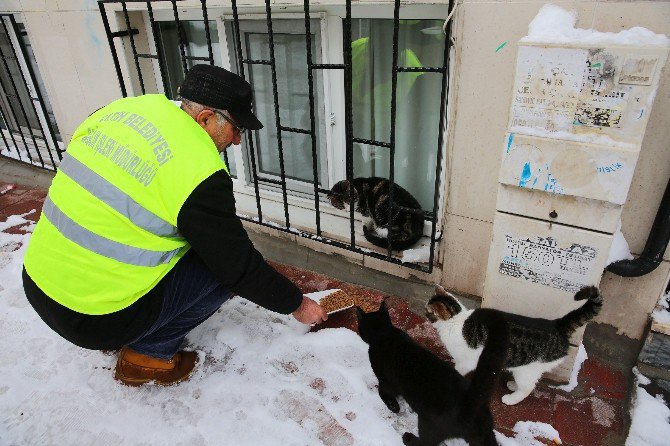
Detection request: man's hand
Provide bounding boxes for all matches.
[292,296,328,325]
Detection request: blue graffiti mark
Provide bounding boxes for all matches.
[544,177,564,194]
[506,133,514,154]
[519,162,532,187]
[597,162,624,173]
[638,109,644,120]
[532,177,538,187]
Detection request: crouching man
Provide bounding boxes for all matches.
[22,65,326,386]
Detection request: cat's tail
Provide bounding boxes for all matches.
[459,309,510,424]
[556,286,603,336]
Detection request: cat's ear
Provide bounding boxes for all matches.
[355,306,365,321]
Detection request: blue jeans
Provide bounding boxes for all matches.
[128,250,233,359]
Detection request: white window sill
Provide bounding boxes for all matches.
[233,180,440,266]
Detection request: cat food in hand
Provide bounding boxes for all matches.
[319,291,355,314]
[350,291,381,313]
[320,290,381,314]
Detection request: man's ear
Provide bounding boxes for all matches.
[195,109,216,129]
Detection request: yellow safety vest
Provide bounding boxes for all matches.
[24,94,228,315]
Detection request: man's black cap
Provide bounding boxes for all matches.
[178,64,263,130]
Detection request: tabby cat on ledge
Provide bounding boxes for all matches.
[327,177,423,251]
[358,301,509,446]
[426,285,603,405]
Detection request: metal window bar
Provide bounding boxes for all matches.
[230,0,264,220]
[343,0,356,249]
[303,0,322,236]
[0,72,25,163]
[0,14,61,171]
[170,0,189,76]
[146,2,169,95]
[5,16,61,165]
[98,0,453,273]
[0,35,40,167]
[386,0,401,260]
[263,0,291,230]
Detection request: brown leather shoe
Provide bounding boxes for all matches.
[114,346,198,387]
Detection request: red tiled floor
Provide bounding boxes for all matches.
[0,183,42,235]
[554,393,625,446]
[490,384,556,431]
[2,185,632,445]
[578,358,629,401]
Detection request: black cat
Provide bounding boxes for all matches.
[357,301,509,446]
[328,177,423,251]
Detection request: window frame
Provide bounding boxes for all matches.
[141,4,451,252]
[224,17,330,196]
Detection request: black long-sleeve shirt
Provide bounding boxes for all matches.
[23,169,303,350]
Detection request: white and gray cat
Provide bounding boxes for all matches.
[426,285,602,405]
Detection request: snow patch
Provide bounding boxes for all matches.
[402,237,435,264]
[626,368,670,446]
[0,210,36,232]
[652,291,670,325]
[552,343,588,392]
[522,4,670,47]
[496,421,562,446]
[607,220,634,266]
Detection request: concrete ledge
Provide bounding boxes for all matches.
[0,157,54,189]
[244,222,443,314]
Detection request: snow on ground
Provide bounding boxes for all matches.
[626,369,670,446]
[2,214,557,445]
[497,421,561,446]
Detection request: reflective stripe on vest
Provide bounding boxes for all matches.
[58,154,181,238]
[42,195,182,267]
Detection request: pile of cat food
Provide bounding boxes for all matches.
[319,290,381,314]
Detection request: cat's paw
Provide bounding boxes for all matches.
[502,392,526,405]
[506,380,518,391]
[402,432,418,445]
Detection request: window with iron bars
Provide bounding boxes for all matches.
[0,14,62,171]
[99,0,453,273]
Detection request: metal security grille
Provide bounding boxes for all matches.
[0,14,61,171]
[98,0,453,273]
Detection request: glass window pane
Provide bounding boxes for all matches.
[156,20,237,177]
[245,32,321,185]
[351,19,445,211]
[157,21,222,99]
